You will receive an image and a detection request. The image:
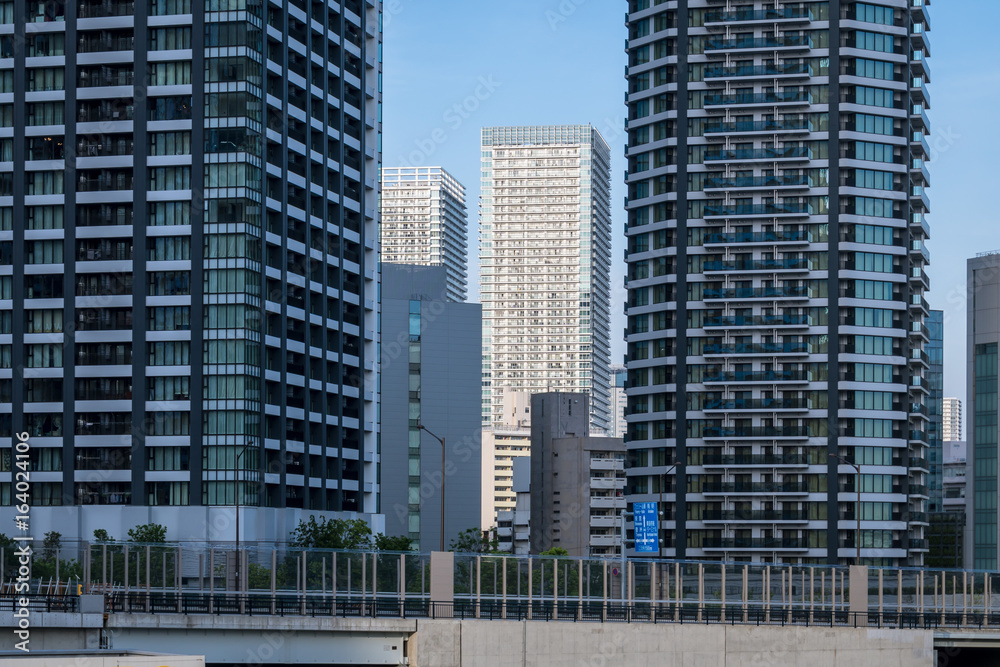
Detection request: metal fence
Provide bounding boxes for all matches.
[1,543,999,630]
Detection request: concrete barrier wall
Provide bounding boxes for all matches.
[411,619,937,667]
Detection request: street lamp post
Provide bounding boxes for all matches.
[831,453,861,564]
[417,424,446,552]
[234,443,254,591]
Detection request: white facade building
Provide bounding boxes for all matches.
[943,397,962,442]
[609,365,628,439]
[380,166,468,302]
[480,125,613,432]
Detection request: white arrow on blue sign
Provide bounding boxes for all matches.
[632,501,659,554]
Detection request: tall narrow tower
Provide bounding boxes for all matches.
[480,125,613,433]
[624,1,932,565]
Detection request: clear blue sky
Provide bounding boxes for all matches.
[382,0,999,420]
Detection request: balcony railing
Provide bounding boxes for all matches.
[702,426,811,439]
[703,258,811,271]
[705,7,812,24]
[705,147,812,162]
[701,482,811,494]
[705,175,812,190]
[703,342,810,356]
[703,398,810,411]
[700,510,812,522]
[705,63,811,79]
[705,119,812,135]
[705,90,811,107]
[703,286,809,299]
[706,34,812,52]
[703,314,810,327]
[703,370,810,383]
[700,453,810,466]
[702,538,810,550]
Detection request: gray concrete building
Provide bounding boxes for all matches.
[967,252,1000,569]
[529,393,625,557]
[380,263,482,551]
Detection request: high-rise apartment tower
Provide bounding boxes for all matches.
[624,0,932,565]
[480,125,613,432]
[380,166,468,303]
[942,397,961,442]
[0,0,382,542]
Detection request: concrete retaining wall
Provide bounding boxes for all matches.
[411,619,937,667]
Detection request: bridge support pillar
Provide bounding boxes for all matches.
[430,551,454,619]
[849,565,869,626]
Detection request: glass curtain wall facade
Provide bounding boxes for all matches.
[624,0,931,565]
[968,253,1000,570]
[481,125,613,432]
[0,0,381,536]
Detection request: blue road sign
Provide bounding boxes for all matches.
[633,501,659,554]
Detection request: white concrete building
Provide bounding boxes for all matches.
[943,398,962,442]
[480,125,613,433]
[609,365,628,439]
[380,166,469,302]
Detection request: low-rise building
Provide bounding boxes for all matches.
[528,393,625,557]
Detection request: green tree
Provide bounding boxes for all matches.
[290,516,372,549]
[540,547,569,557]
[450,528,498,554]
[41,531,61,560]
[0,533,15,579]
[93,529,112,543]
[127,523,167,543]
[374,534,413,552]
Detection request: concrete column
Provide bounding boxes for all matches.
[272,550,278,616]
[475,556,481,619]
[429,551,455,619]
[208,548,214,613]
[674,563,681,622]
[501,557,508,620]
[963,571,968,627]
[787,567,793,625]
[719,566,726,623]
[301,554,308,616]
[697,564,704,622]
[650,563,657,622]
[602,560,607,622]
[848,565,869,626]
[765,566,771,624]
[918,570,924,626]
[577,560,583,622]
[985,575,990,628]
[553,559,558,621]
[809,568,814,624]
[878,568,883,623]
[527,558,533,621]
[330,552,336,615]
[742,565,748,624]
